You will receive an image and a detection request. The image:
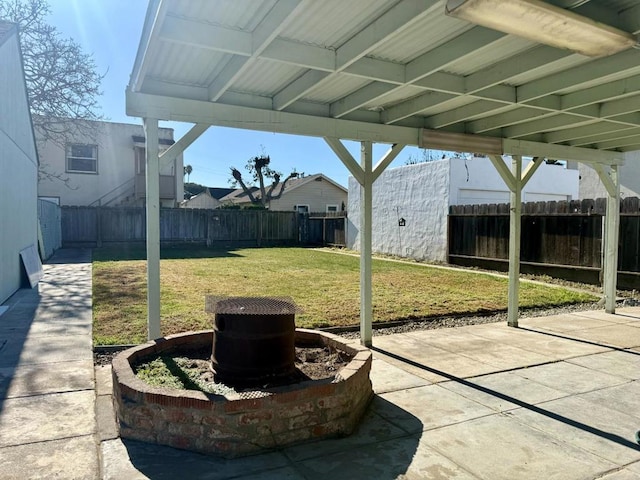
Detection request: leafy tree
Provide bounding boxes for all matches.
[230,150,298,208]
[183,181,206,198]
[0,0,103,183]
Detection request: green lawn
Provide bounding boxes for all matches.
[92,246,596,345]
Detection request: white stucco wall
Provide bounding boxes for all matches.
[577,151,640,200]
[37,120,182,207]
[347,160,451,262]
[0,27,39,303]
[347,156,579,263]
[450,156,579,205]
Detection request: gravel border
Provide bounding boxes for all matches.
[336,298,640,340]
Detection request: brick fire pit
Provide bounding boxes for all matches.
[111,329,372,458]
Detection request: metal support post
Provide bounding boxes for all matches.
[360,141,373,347]
[144,117,161,340]
[507,155,522,327]
[603,165,620,313]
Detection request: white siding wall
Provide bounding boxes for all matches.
[182,191,221,209]
[347,160,451,262]
[0,30,39,303]
[37,121,181,206]
[268,177,347,212]
[449,156,579,205]
[577,151,640,200]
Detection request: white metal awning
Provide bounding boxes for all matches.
[127,0,640,345]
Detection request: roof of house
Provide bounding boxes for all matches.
[219,174,347,204]
[207,187,235,199]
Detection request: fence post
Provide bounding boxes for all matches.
[96,206,102,248]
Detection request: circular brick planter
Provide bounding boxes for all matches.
[111,329,372,458]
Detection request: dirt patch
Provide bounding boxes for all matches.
[130,345,352,395]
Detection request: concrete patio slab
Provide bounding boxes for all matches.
[373,334,499,379]
[510,360,629,394]
[509,395,640,465]
[283,406,409,462]
[469,323,610,359]
[0,390,96,447]
[295,433,479,480]
[369,357,430,394]
[100,438,291,480]
[569,310,640,323]
[567,350,640,380]
[0,359,94,398]
[0,435,99,480]
[375,384,495,434]
[599,469,640,480]
[0,332,92,367]
[421,414,617,480]
[577,381,640,420]
[521,316,617,332]
[568,324,640,348]
[439,370,568,413]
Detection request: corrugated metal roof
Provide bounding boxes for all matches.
[279,0,395,48]
[233,58,306,96]
[130,0,640,154]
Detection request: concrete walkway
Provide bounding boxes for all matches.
[2,249,640,479]
[0,249,98,479]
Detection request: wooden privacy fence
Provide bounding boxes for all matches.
[448,197,640,287]
[61,207,347,248]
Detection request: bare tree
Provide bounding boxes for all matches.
[0,0,104,182]
[230,152,298,208]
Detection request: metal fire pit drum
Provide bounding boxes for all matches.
[205,296,300,386]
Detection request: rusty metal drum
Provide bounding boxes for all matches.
[207,297,298,386]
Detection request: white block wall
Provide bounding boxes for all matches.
[348,160,451,262]
[577,151,640,200]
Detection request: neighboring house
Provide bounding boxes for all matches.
[220,173,347,213]
[348,156,579,263]
[573,151,640,199]
[0,22,39,303]
[37,119,183,207]
[181,187,235,209]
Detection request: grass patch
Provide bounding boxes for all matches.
[93,246,596,345]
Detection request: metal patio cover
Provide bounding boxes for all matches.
[128,0,640,156]
[127,0,640,344]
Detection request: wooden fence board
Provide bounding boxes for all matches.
[61,207,346,248]
[448,197,640,271]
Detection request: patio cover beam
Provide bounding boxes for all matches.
[159,123,209,165]
[127,91,421,146]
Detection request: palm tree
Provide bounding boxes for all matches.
[184,164,193,183]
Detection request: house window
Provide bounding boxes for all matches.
[135,146,145,174]
[295,204,309,213]
[326,204,338,213]
[66,144,98,173]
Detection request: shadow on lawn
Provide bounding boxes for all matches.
[93,245,245,261]
[92,243,309,261]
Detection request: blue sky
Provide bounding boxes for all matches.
[47,0,427,188]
